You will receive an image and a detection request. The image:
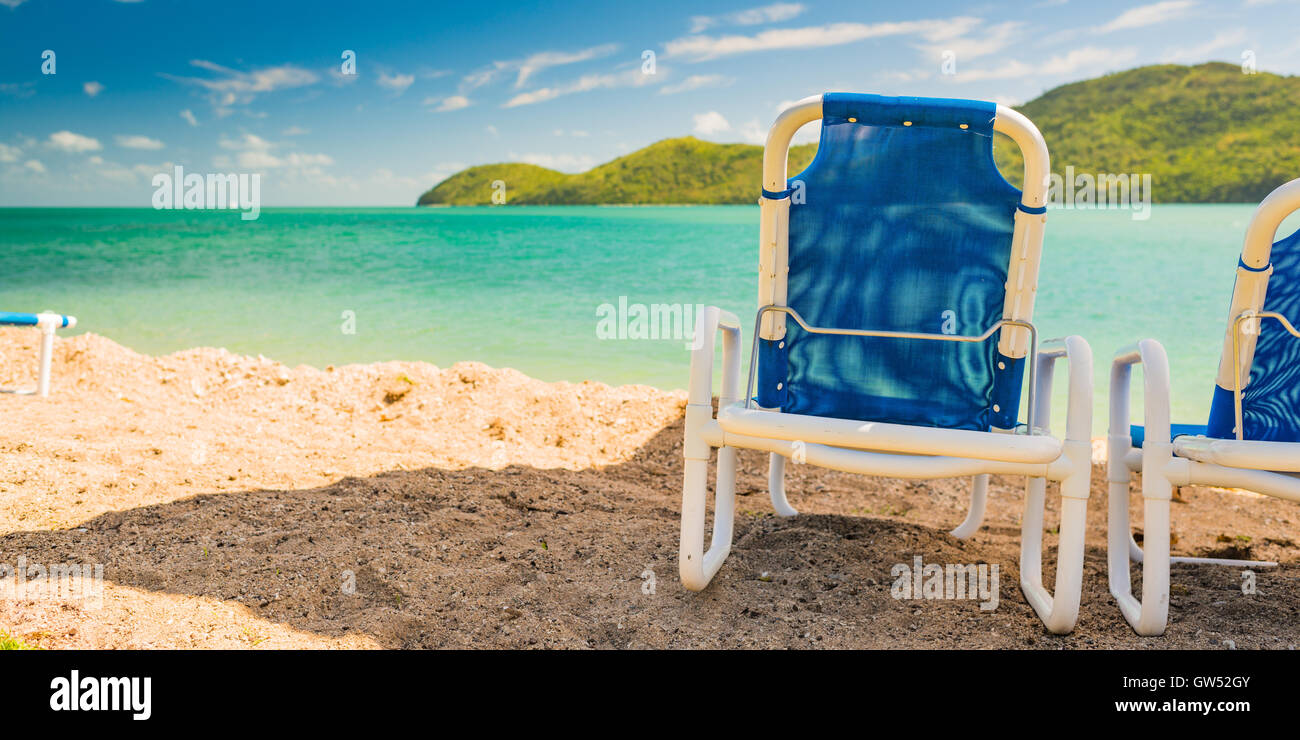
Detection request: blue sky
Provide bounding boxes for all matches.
[1,0,1297,206]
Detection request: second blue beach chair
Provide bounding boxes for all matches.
[1108,178,1300,635]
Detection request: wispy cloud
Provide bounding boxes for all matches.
[1099,1,1196,33]
[691,111,770,144]
[165,60,318,112]
[47,131,102,153]
[512,152,596,172]
[664,17,981,61]
[503,68,659,107]
[180,109,199,127]
[83,81,104,97]
[0,81,35,98]
[462,43,619,93]
[1163,28,1248,63]
[917,20,1023,62]
[659,74,733,94]
[377,72,415,93]
[515,44,618,88]
[425,94,470,112]
[692,111,731,135]
[689,3,806,33]
[115,134,164,150]
[216,132,332,170]
[0,143,20,162]
[955,45,1139,82]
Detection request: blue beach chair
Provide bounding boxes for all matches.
[681,93,1095,633]
[0,311,77,397]
[1108,178,1300,635]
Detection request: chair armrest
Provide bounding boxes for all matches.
[1109,339,1173,489]
[1033,335,1093,442]
[688,306,742,407]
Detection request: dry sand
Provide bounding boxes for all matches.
[0,328,1296,649]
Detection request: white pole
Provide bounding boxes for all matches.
[38,322,55,397]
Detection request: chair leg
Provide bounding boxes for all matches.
[680,430,739,591]
[1108,462,1171,635]
[768,452,797,517]
[1019,450,1089,634]
[949,474,989,539]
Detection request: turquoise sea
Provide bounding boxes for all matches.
[3,206,1297,435]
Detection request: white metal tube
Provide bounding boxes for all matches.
[768,453,797,517]
[949,474,988,539]
[758,96,820,341]
[1173,436,1300,473]
[993,105,1050,360]
[762,96,822,192]
[717,403,1063,464]
[680,305,744,592]
[37,324,55,398]
[1106,339,1175,635]
[1215,178,1300,389]
[1184,462,1300,503]
[718,432,1052,479]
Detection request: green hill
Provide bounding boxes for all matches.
[418,137,817,205]
[418,62,1300,205]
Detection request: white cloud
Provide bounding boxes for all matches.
[282,152,334,167]
[1099,1,1196,34]
[83,81,104,97]
[166,60,318,110]
[0,143,19,162]
[282,126,309,135]
[234,151,281,169]
[115,134,164,150]
[955,46,1139,82]
[217,132,332,170]
[515,152,596,172]
[180,109,199,126]
[690,112,788,144]
[462,43,619,93]
[503,68,659,107]
[665,17,981,61]
[377,72,415,93]
[47,130,102,153]
[425,94,470,112]
[659,74,732,94]
[514,44,618,88]
[736,119,766,144]
[219,133,274,151]
[1163,28,1248,63]
[0,0,29,8]
[690,3,805,33]
[693,111,731,136]
[918,20,1023,62]
[23,159,45,173]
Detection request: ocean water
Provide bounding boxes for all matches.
[3,205,1297,435]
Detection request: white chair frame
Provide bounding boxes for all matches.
[680,96,1095,634]
[1107,178,1300,635]
[0,312,77,397]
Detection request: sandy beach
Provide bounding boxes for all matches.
[1,327,1296,649]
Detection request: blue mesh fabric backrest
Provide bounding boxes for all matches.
[1207,228,1300,441]
[755,94,1026,432]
